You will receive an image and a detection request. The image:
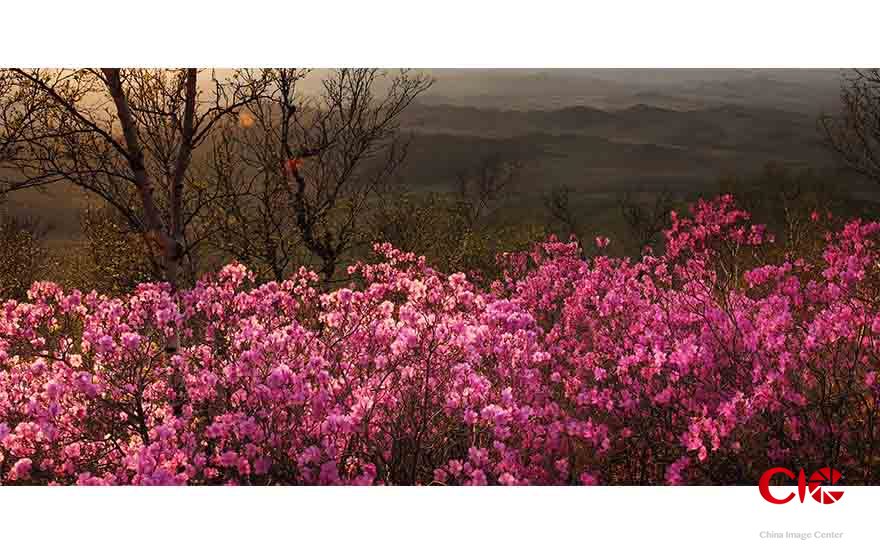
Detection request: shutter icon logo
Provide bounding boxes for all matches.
[759,466,844,505]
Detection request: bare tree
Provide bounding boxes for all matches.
[0,212,52,300]
[210,69,433,283]
[204,69,310,282]
[0,69,269,287]
[366,154,531,278]
[618,191,673,253]
[0,71,47,162]
[453,153,521,229]
[0,69,269,353]
[821,69,880,184]
[544,184,582,241]
[545,186,673,255]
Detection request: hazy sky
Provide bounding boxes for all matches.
[211,68,845,113]
[414,69,844,113]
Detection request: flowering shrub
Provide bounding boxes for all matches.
[1,195,879,485]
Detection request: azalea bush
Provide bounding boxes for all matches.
[1,195,879,485]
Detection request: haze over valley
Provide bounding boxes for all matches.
[2,69,871,248]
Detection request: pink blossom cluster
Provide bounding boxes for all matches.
[1,195,879,485]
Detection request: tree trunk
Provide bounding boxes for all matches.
[102,68,189,414]
[320,256,337,284]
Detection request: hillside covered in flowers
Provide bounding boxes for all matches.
[0,195,878,485]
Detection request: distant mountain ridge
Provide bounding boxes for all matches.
[419,69,842,113]
[401,101,822,156]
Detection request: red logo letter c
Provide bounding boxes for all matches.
[759,467,796,504]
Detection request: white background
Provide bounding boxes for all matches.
[1,1,879,548]
[0,486,870,549]
[2,0,879,67]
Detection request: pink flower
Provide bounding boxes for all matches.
[254,457,272,475]
[665,457,690,485]
[469,469,487,485]
[267,365,291,388]
[96,335,115,353]
[498,472,517,485]
[217,451,238,468]
[319,461,340,484]
[579,472,599,485]
[9,458,33,481]
[0,194,878,486]
[121,332,141,350]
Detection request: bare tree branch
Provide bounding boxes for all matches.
[821,69,880,184]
